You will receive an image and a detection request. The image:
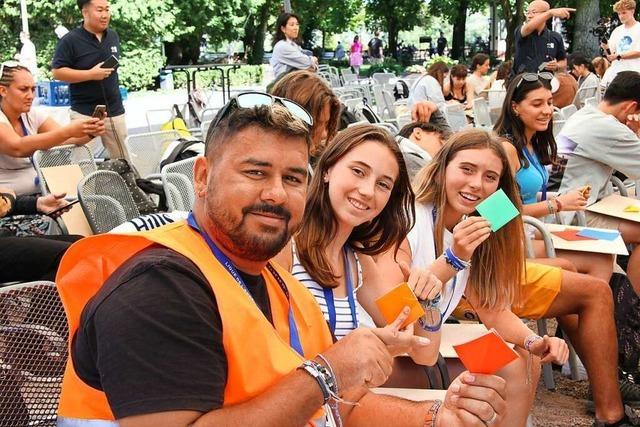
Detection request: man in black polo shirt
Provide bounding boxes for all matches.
[512,0,575,76]
[52,0,130,161]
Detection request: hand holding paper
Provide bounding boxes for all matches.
[375,282,425,329]
[453,329,518,374]
[371,306,431,357]
[475,189,520,232]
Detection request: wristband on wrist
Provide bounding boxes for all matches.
[315,353,339,394]
[444,247,471,272]
[423,399,442,427]
[545,199,555,215]
[554,196,562,212]
[298,360,332,404]
[524,334,543,353]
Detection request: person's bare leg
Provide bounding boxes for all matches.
[532,240,614,282]
[619,220,640,296]
[543,270,623,423]
[495,347,539,427]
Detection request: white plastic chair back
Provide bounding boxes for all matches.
[161,157,197,212]
[572,85,598,108]
[124,130,182,178]
[472,98,492,128]
[78,170,141,233]
[583,97,598,109]
[372,72,395,85]
[560,104,578,120]
[444,103,470,132]
[0,281,68,426]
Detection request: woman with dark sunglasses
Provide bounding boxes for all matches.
[494,73,615,282]
[0,63,105,196]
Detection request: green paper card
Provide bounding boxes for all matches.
[475,189,520,232]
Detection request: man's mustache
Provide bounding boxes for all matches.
[242,203,291,222]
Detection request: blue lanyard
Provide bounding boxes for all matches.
[522,147,548,200]
[187,213,304,356]
[430,207,458,327]
[322,247,359,335]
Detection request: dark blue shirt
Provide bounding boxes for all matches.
[51,25,124,116]
[513,26,566,75]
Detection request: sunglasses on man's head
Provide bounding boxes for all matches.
[515,72,554,89]
[208,91,313,140]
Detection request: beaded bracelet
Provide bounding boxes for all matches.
[545,199,556,215]
[298,360,332,404]
[444,247,471,272]
[423,399,442,427]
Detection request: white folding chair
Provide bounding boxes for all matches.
[444,103,471,132]
[572,85,598,109]
[372,72,395,85]
[583,97,598,109]
[560,104,578,120]
[472,98,492,129]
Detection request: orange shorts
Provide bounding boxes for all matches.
[452,261,562,321]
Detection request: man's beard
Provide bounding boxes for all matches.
[207,201,294,262]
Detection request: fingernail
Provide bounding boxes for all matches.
[464,374,476,383]
[450,384,460,393]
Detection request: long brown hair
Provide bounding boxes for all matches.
[270,70,341,157]
[295,124,415,287]
[413,129,524,310]
[427,61,449,89]
[493,73,556,167]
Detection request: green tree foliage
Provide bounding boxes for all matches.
[365,0,426,58]
[427,0,486,60]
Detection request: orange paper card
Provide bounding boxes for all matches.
[375,282,425,329]
[453,329,519,375]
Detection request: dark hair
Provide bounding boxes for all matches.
[273,13,301,45]
[77,0,91,10]
[205,104,310,159]
[398,121,446,139]
[427,61,449,88]
[353,35,359,42]
[568,53,595,73]
[471,53,490,72]
[0,64,30,90]
[493,73,556,166]
[295,124,415,287]
[604,71,640,105]
[496,61,512,81]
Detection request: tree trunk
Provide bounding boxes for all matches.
[387,17,399,59]
[242,12,257,62]
[573,0,601,57]
[248,1,271,65]
[501,0,525,60]
[451,0,469,60]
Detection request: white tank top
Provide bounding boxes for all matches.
[407,202,469,321]
[291,243,375,340]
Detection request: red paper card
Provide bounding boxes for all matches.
[375,282,425,329]
[551,229,596,241]
[453,329,519,375]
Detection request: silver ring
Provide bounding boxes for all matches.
[485,411,498,425]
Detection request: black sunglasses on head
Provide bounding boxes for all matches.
[208,91,313,138]
[515,72,554,89]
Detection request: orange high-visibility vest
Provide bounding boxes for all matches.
[56,220,333,424]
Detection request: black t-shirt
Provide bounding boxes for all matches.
[368,38,382,58]
[512,26,566,75]
[51,25,125,116]
[71,246,272,419]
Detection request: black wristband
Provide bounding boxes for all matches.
[298,361,331,404]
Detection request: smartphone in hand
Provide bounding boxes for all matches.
[45,199,80,217]
[92,105,107,118]
[101,55,119,69]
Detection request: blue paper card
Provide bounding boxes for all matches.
[475,189,520,232]
[576,228,620,241]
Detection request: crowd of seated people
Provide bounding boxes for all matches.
[6,50,640,427]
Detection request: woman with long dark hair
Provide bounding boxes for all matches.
[269,13,318,80]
